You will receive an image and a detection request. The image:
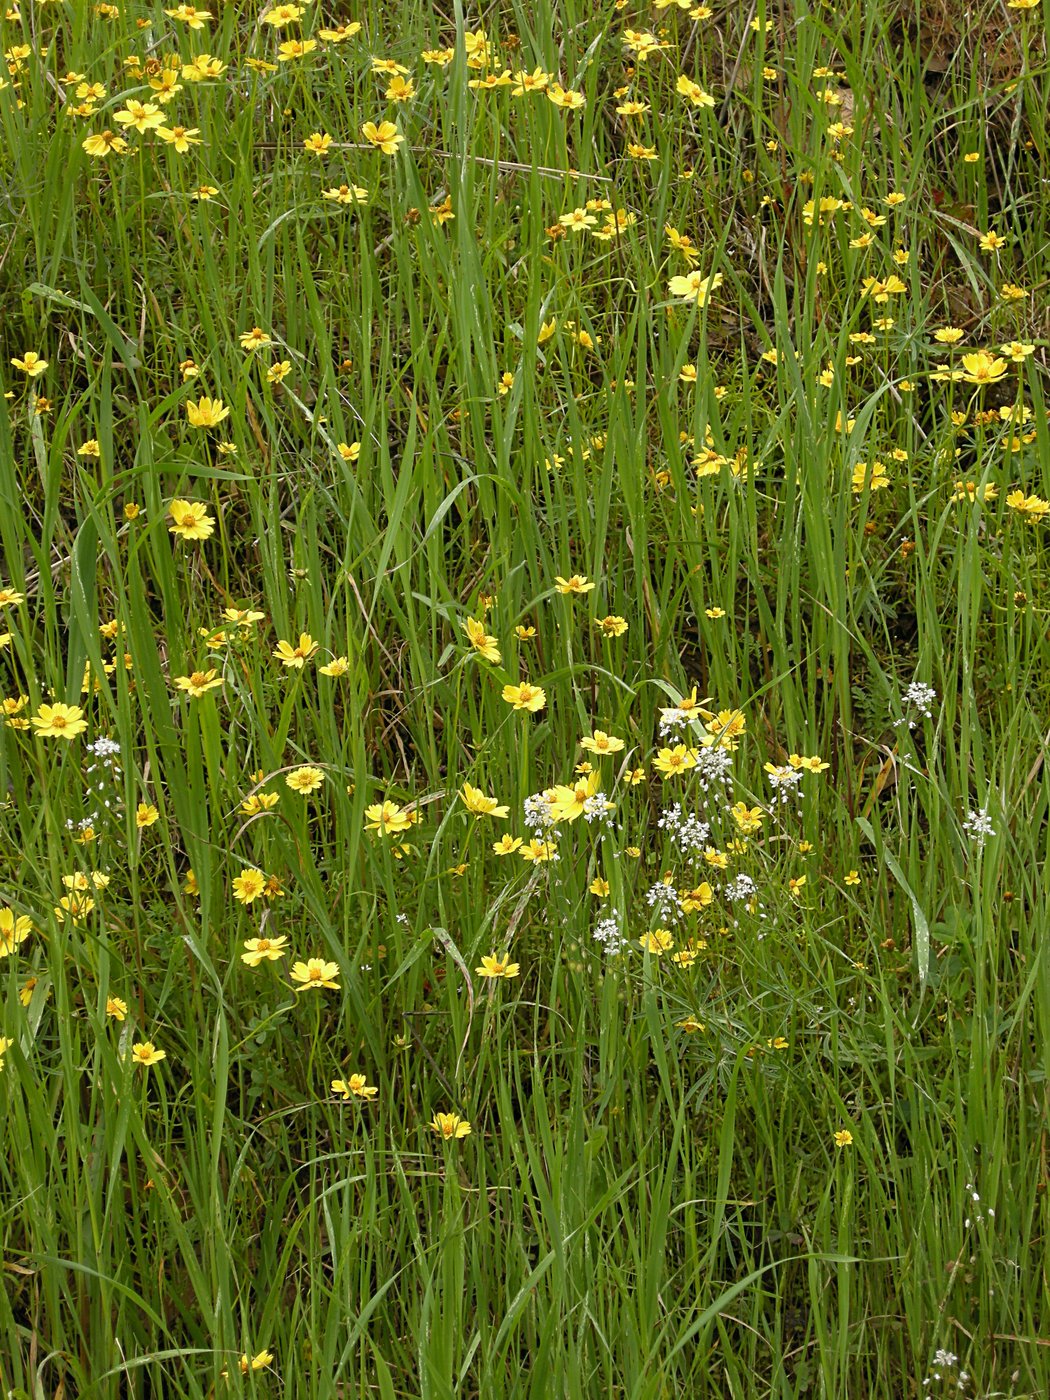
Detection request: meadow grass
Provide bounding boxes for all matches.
[1,0,1049,1395]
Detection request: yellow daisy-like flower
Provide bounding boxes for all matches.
[273,633,319,667]
[131,1041,167,1067]
[502,681,546,712]
[554,574,595,595]
[361,120,404,154]
[10,351,48,377]
[364,800,413,836]
[113,100,165,133]
[291,957,340,990]
[286,766,325,794]
[241,935,289,966]
[460,783,509,819]
[185,395,230,428]
[475,952,520,979]
[168,499,216,540]
[462,616,501,663]
[0,908,33,958]
[639,928,674,955]
[30,703,88,740]
[430,1111,471,1139]
[579,730,624,755]
[232,868,267,905]
[173,669,223,698]
[332,1074,378,1100]
[668,270,724,305]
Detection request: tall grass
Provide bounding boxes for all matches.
[1,0,1048,1395]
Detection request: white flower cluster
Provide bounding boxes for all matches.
[724,874,757,903]
[894,681,937,729]
[523,792,555,833]
[764,764,804,804]
[583,792,615,825]
[693,744,734,792]
[961,807,995,848]
[922,1348,969,1391]
[592,912,629,956]
[644,881,683,921]
[658,803,710,854]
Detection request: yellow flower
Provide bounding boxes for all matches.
[653,744,698,778]
[834,1129,854,1148]
[462,616,501,663]
[788,753,829,772]
[291,958,340,991]
[273,633,319,667]
[135,803,160,827]
[174,669,223,697]
[31,703,88,740]
[547,84,585,109]
[106,996,128,1020]
[157,125,201,152]
[701,707,747,748]
[185,395,230,428]
[232,868,267,905]
[475,952,520,979]
[519,838,557,863]
[277,39,317,61]
[595,615,628,637]
[639,928,674,955]
[337,441,361,460]
[332,1074,378,1100]
[677,1015,705,1033]
[548,771,602,822]
[676,74,715,107]
[303,131,332,155]
[589,877,610,896]
[262,3,303,24]
[320,21,363,40]
[460,783,509,819]
[502,681,546,713]
[0,908,33,958]
[361,120,403,154]
[324,186,369,206]
[385,75,415,101]
[960,351,1008,385]
[430,1111,471,1139]
[242,935,289,966]
[844,870,861,886]
[168,498,215,540]
[668,271,723,305]
[11,351,48,377]
[555,574,596,595]
[730,802,765,834]
[82,130,129,158]
[240,792,280,815]
[492,834,523,856]
[364,800,413,836]
[286,766,325,794]
[681,882,713,913]
[319,656,349,676]
[132,1041,166,1067]
[266,360,292,384]
[580,730,624,755]
[114,100,164,133]
[240,326,272,351]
